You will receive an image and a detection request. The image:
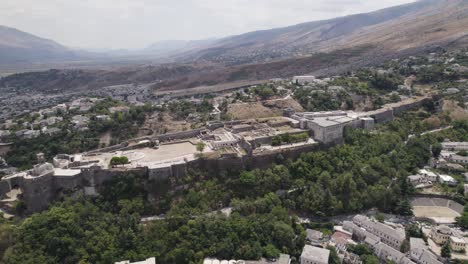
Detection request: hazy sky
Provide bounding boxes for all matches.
[0,0,416,50]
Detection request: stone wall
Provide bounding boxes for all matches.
[393,98,429,116]
[0,180,10,197]
[155,129,203,142]
[371,108,394,123]
[148,166,173,181]
[3,97,437,214]
[54,175,82,191]
[0,166,150,213]
[21,174,56,213]
[206,122,224,131]
[86,142,128,154]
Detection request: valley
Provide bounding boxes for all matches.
[0,1,468,264]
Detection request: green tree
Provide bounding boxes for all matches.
[348,244,372,256]
[456,213,468,229]
[441,242,452,259]
[375,213,385,222]
[110,156,129,166]
[327,246,341,264]
[361,255,379,264]
[400,240,410,253]
[196,142,206,153]
[432,143,442,158]
[396,198,413,216]
[263,244,280,259]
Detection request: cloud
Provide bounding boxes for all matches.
[0,0,416,49]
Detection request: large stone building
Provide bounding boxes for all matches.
[441,142,468,152]
[203,254,291,264]
[293,76,317,85]
[409,238,442,264]
[352,215,406,250]
[289,111,371,144]
[374,243,415,264]
[300,245,330,264]
[342,218,414,264]
[430,225,467,252]
[446,154,468,165]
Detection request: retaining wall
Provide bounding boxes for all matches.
[155,129,203,142]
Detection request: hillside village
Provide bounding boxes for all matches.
[0,48,467,264]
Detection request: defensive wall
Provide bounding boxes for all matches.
[0,96,438,214]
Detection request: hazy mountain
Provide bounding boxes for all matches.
[143,39,217,56]
[177,0,468,64]
[0,25,79,63]
[2,0,468,94]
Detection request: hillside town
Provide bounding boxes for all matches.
[0,41,467,264]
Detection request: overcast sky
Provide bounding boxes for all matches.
[0,0,416,50]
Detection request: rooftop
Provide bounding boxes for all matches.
[439,174,457,182]
[306,229,324,241]
[54,168,81,177]
[450,236,466,244]
[419,169,437,177]
[301,245,330,263]
[410,237,427,250]
[115,257,156,264]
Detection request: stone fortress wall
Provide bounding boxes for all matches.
[0,95,438,214]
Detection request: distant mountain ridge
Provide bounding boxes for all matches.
[174,0,468,64]
[144,39,217,55]
[0,25,78,63]
[1,0,467,66]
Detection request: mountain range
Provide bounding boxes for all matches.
[176,0,468,64]
[1,0,468,66]
[1,0,468,93]
[0,25,78,63]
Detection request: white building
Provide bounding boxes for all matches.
[418,169,438,182]
[53,104,68,113]
[96,115,111,121]
[306,116,352,144]
[210,131,240,149]
[306,229,324,243]
[45,116,63,125]
[0,130,11,139]
[438,174,458,186]
[410,237,442,264]
[290,111,374,144]
[293,76,316,85]
[431,225,467,252]
[300,245,330,264]
[72,115,90,131]
[352,215,406,250]
[447,154,468,165]
[23,130,41,139]
[42,127,62,136]
[407,175,433,188]
[109,106,130,114]
[450,236,467,252]
[115,257,156,264]
[441,142,468,152]
[203,254,291,264]
[374,243,414,264]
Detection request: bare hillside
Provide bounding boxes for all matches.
[0,25,77,63]
[177,0,468,64]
